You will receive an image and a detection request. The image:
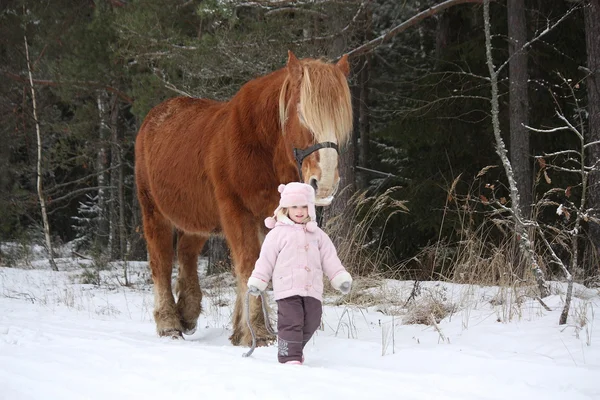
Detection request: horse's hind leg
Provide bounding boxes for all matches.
[175,232,206,335]
[139,195,181,337]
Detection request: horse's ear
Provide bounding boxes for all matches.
[287,50,303,79]
[336,54,350,77]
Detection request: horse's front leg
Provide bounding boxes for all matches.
[230,272,276,347]
[220,205,275,347]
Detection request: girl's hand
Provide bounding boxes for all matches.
[248,285,261,296]
[247,276,268,293]
[340,281,351,294]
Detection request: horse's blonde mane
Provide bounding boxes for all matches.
[279,59,352,144]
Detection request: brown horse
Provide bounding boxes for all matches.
[135,51,353,346]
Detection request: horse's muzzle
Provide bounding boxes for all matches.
[315,196,334,207]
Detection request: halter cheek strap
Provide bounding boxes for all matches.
[293,141,339,181]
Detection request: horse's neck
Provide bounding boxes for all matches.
[233,69,285,119]
[231,69,298,183]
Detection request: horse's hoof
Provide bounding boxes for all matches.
[258,334,277,347]
[182,322,197,336]
[256,337,275,347]
[229,333,241,346]
[159,329,183,339]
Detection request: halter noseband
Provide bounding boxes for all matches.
[293,142,339,181]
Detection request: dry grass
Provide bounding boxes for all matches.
[402,286,455,325]
[324,186,408,278]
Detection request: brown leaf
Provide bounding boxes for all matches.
[479,195,489,205]
[538,158,547,169]
[565,186,572,198]
[500,197,507,204]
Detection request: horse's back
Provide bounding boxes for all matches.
[135,96,224,232]
[136,96,221,177]
[138,97,220,141]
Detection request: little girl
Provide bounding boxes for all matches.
[247,182,352,365]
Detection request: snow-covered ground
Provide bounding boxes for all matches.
[1,257,598,400]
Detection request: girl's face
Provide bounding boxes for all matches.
[289,205,309,224]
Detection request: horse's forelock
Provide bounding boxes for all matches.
[278,60,352,144]
[299,61,352,145]
[278,77,290,135]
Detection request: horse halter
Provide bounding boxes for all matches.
[293,141,339,181]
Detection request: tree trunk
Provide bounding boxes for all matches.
[358,56,371,189]
[508,0,531,278]
[323,2,357,227]
[508,0,532,219]
[118,135,127,261]
[205,236,231,275]
[24,34,58,272]
[130,174,147,261]
[483,0,549,297]
[584,0,600,282]
[96,91,110,251]
[109,94,120,260]
[435,10,452,70]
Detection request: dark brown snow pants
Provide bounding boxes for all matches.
[276,295,322,363]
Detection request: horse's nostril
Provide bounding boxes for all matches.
[309,178,318,191]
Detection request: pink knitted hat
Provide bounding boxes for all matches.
[265,183,318,232]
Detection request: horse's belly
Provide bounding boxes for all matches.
[152,178,220,234]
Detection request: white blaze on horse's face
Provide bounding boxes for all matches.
[305,146,340,206]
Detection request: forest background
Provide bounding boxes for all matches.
[1,0,599,303]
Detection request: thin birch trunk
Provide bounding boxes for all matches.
[525,83,594,323]
[109,94,120,260]
[24,34,58,272]
[118,140,127,260]
[483,0,549,297]
[97,91,110,251]
[559,88,589,324]
[130,175,147,261]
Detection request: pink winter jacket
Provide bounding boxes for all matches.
[249,219,350,301]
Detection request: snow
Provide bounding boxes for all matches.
[1,258,599,400]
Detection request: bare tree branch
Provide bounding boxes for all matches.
[2,70,133,104]
[497,5,580,74]
[294,0,369,44]
[47,186,116,208]
[346,0,484,60]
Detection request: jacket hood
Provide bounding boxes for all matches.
[264,183,318,232]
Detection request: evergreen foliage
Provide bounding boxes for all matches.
[0,0,596,281]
